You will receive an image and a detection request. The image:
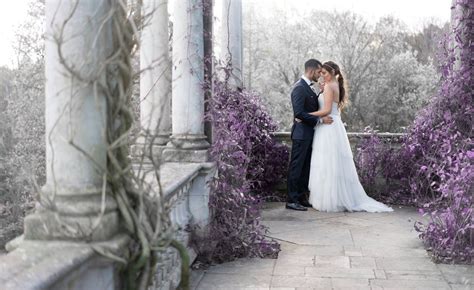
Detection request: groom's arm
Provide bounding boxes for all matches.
[291,86,319,127]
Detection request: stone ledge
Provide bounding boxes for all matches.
[160,162,215,198]
[0,234,129,290]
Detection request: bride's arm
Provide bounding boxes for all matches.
[309,86,333,117]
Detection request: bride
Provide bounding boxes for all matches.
[306,61,393,213]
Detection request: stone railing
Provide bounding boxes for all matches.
[0,162,216,290]
[144,162,216,290]
[271,131,405,151]
[270,132,405,193]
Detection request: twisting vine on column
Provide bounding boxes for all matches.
[52,0,190,289]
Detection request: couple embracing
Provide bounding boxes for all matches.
[286,59,393,213]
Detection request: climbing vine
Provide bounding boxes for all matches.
[50,1,189,289]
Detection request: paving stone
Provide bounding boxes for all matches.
[369,278,451,289]
[449,284,474,290]
[313,256,350,268]
[349,257,376,269]
[375,257,439,271]
[384,269,446,281]
[280,243,344,256]
[271,227,353,246]
[374,269,387,279]
[351,228,422,248]
[360,245,427,258]
[343,245,363,257]
[273,265,305,276]
[190,204,469,289]
[190,270,205,289]
[331,278,370,289]
[275,254,315,267]
[436,264,473,285]
[206,258,276,275]
[196,273,272,289]
[270,275,331,288]
[304,267,375,279]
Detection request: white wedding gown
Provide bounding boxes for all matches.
[308,96,393,213]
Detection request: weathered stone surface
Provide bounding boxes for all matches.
[192,203,469,289]
[273,265,305,276]
[313,256,350,268]
[270,276,331,289]
[206,258,276,275]
[436,264,473,285]
[0,234,129,290]
[140,0,171,146]
[350,257,376,269]
[343,245,363,257]
[196,273,272,289]
[162,147,210,163]
[331,278,370,289]
[360,245,428,258]
[370,278,451,289]
[24,210,119,241]
[280,244,344,257]
[373,269,387,279]
[276,254,315,267]
[384,270,446,281]
[450,284,474,290]
[375,257,439,271]
[304,267,375,279]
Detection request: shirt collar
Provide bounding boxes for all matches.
[301,75,312,86]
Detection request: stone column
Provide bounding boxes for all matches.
[24,0,118,241]
[163,0,210,162]
[219,0,243,88]
[140,0,172,148]
[450,0,469,71]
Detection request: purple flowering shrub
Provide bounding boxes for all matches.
[195,81,287,263]
[354,129,410,205]
[356,2,473,264]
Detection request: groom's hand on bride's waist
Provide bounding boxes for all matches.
[322,116,333,124]
[295,116,333,124]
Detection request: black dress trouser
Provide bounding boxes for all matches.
[287,139,313,203]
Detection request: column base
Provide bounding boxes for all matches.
[24,210,119,242]
[162,134,210,162]
[24,188,120,242]
[130,134,171,163]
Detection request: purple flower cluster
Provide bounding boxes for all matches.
[196,81,287,263]
[356,2,473,264]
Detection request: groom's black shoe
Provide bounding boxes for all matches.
[299,200,312,208]
[299,192,312,207]
[286,202,308,211]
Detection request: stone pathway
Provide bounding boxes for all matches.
[190,202,473,290]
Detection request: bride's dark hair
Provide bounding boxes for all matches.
[322,61,348,109]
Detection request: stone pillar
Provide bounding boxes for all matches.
[163,0,210,162]
[220,0,243,88]
[140,0,171,148]
[450,0,469,71]
[203,0,214,145]
[24,0,118,241]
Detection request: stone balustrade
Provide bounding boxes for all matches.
[270,131,405,193]
[0,162,215,290]
[271,131,405,151]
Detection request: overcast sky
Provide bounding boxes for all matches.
[0,0,451,68]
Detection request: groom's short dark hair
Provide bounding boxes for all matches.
[305,59,322,71]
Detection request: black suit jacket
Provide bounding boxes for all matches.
[290,78,320,140]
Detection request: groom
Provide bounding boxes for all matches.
[286,59,333,211]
